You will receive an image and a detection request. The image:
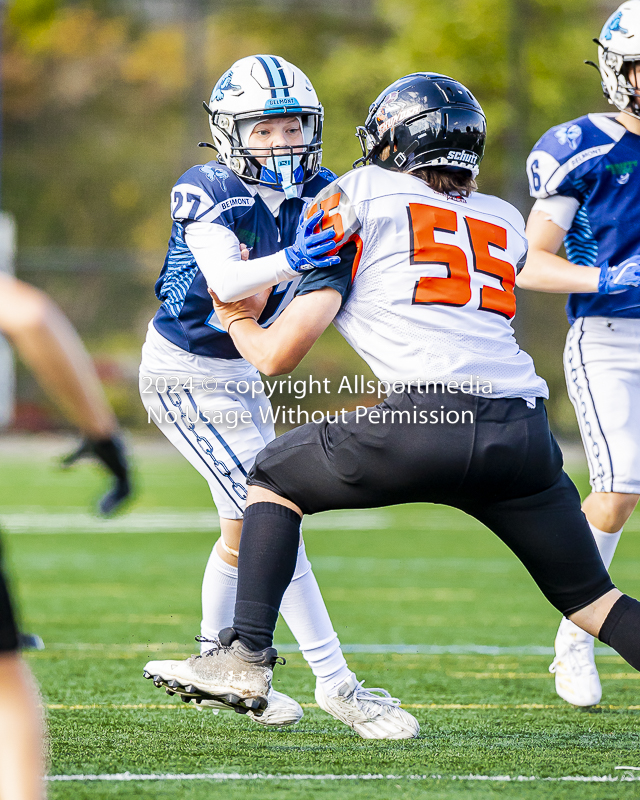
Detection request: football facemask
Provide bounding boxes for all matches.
[236,116,305,200]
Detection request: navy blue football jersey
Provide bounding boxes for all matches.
[153,162,337,358]
[526,113,640,323]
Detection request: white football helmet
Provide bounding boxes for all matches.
[597,0,640,119]
[204,55,323,198]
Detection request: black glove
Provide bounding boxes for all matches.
[61,435,132,515]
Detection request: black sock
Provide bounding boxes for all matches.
[233,502,301,652]
[598,595,640,671]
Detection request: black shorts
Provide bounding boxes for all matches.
[249,390,614,616]
[0,541,19,653]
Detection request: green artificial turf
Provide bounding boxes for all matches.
[1,441,640,799]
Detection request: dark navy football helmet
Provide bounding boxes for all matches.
[354,73,486,177]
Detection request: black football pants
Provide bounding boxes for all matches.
[242,390,613,619]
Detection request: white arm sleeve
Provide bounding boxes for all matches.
[185,222,298,302]
[530,195,580,232]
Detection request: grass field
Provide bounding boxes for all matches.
[2,436,640,799]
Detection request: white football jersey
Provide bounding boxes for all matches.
[311,166,548,401]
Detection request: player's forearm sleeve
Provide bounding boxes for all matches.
[185,222,298,302]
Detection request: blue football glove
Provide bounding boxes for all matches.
[598,255,640,295]
[284,209,341,273]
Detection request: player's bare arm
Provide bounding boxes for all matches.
[517,213,600,293]
[0,273,117,439]
[209,204,341,373]
[0,272,132,514]
[207,286,270,330]
[520,207,640,295]
[211,287,341,376]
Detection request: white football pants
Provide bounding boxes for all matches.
[140,323,274,519]
[564,316,640,494]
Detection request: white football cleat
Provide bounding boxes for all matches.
[315,673,419,739]
[549,618,602,707]
[246,688,303,726]
[196,687,303,727]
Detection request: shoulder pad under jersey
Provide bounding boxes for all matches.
[305,176,361,249]
[300,167,339,202]
[170,162,254,226]
[526,114,623,199]
[317,166,338,183]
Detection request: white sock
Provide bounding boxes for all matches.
[559,522,623,642]
[280,541,352,695]
[200,545,237,653]
[589,521,622,571]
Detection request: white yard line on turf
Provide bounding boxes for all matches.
[0,508,388,533]
[4,505,640,535]
[1,510,221,534]
[46,704,181,710]
[37,642,617,656]
[44,702,640,710]
[45,772,640,783]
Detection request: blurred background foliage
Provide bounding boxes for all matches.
[2,0,618,433]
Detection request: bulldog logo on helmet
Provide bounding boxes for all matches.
[205,55,324,190]
[604,11,630,40]
[211,69,242,103]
